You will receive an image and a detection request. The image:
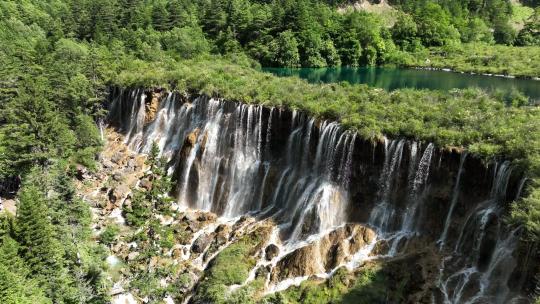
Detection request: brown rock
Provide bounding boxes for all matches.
[197,212,216,222]
[111,152,125,165]
[75,164,88,180]
[271,224,376,281]
[172,247,183,259]
[191,233,214,253]
[112,172,123,181]
[265,244,280,261]
[139,178,152,190]
[145,92,161,124]
[272,245,321,281]
[371,239,390,256]
[349,225,376,253]
[186,129,200,147]
[214,224,231,246]
[108,185,130,205]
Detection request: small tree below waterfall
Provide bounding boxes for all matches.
[124,142,173,227]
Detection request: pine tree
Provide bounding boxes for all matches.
[16,185,61,276]
[0,228,51,303]
[15,184,75,302]
[152,1,170,31]
[0,78,76,175]
[147,143,173,212]
[0,263,51,304]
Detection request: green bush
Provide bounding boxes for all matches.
[193,227,269,303]
[100,224,120,246]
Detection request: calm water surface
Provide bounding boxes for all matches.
[263,67,540,101]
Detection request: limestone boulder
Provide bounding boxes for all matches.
[265,244,280,261]
[191,233,214,253]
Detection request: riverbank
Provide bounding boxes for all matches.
[409,66,540,81]
[262,66,540,102]
[400,43,540,79]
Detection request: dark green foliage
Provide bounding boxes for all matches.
[511,179,540,241]
[0,78,76,175]
[265,266,392,304]
[0,165,109,303]
[516,8,540,46]
[494,20,517,45]
[0,263,51,304]
[161,26,211,59]
[16,185,64,282]
[273,30,301,67]
[125,190,154,227]
[0,228,51,304]
[100,224,120,246]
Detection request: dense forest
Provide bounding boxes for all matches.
[2,0,540,69]
[0,0,539,303]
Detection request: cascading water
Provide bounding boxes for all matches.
[109,90,355,243]
[437,161,522,304]
[107,88,533,302]
[367,138,406,233]
[401,142,434,232]
[367,141,436,256]
[438,152,468,250]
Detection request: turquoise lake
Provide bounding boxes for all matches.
[263,67,540,101]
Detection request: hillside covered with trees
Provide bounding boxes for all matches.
[0,0,539,303]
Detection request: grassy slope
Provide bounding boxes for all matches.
[193,226,270,303]
[404,43,540,78]
[264,263,407,304]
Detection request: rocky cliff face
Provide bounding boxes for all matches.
[100,87,538,303]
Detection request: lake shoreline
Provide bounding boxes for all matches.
[263,66,540,101]
[406,65,540,81]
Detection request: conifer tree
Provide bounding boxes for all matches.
[16,185,62,276]
[0,263,51,304]
[0,78,76,175]
[15,184,76,303]
[152,1,170,31]
[0,220,51,304]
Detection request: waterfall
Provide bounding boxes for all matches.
[110,92,357,243]
[438,161,519,304]
[367,138,406,233]
[515,177,529,200]
[401,143,434,232]
[438,152,467,250]
[125,91,146,148]
[107,89,530,301]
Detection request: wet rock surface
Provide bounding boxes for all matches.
[271,224,376,282]
[265,244,279,261]
[191,233,214,253]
